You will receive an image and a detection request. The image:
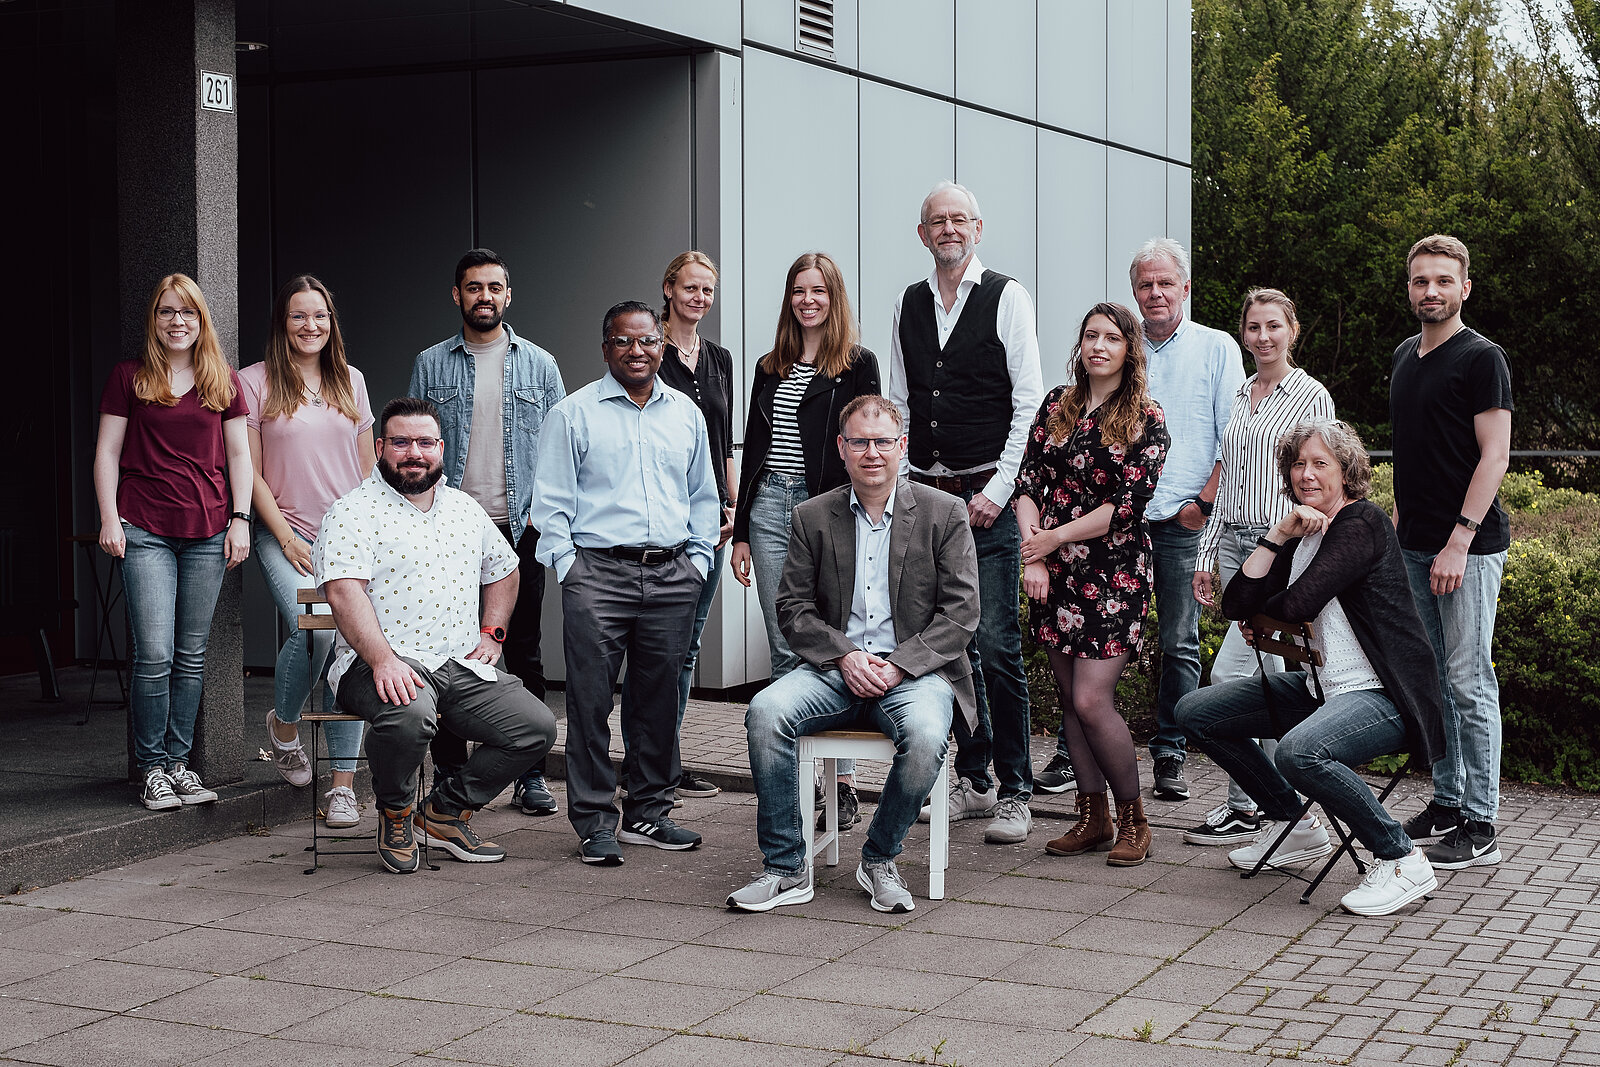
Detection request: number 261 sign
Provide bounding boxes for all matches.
[201,71,234,113]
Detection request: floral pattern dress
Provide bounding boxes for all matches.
[1015,385,1170,658]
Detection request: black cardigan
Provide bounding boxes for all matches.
[732,346,880,543]
[1221,499,1447,766]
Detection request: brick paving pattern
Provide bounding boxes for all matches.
[3,695,1598,1066]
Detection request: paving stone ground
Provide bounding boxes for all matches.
[4,696,1599,1066]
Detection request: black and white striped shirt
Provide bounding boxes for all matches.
[764,362,817,477]
[1197,367,1336,569]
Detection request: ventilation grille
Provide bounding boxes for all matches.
[795,0,835,60]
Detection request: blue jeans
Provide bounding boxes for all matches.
[1402,548,1505,822]
[121,522,227,772]
[1212,523,1280,811]
[944,491,1032,800]
[747,471,809,679]
[745,664,953,876]
[1149,517,1203,763]
[619,541,727,781]
[1176,673,1413,860]
[254,524,362,772]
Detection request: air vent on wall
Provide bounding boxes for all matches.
[795,0,835,60]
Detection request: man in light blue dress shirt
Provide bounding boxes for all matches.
[530,300,720,866]
[1130,238,1246,803]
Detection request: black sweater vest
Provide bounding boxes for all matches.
[898,270,1013,471]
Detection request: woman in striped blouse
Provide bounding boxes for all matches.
[1184,288,1335,848]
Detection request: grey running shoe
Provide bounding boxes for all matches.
[1034,753,1077,794]
[580,829,625,865]
[618,817,701,850]
[918,776,997,824]
[726,870,813,912]
[984,795,1033,844]
[856,859,914,913]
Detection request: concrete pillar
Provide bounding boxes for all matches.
[116,0,243,783]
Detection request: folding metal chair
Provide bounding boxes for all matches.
[1238,614,1410,904]
[296,588,434,874]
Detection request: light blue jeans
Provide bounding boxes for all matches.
[254,524,362,771]
[1402,548,1505,823]
[745,664,953,876]
[121,521,227,772]
[747,471,809,679]
[1212,523,1281,812]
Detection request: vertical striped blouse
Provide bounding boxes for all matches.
[763,362,817,477]
[1196,367,1336,571]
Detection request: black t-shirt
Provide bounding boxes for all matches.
[658,337,735,504]
[1389,327,1513,554]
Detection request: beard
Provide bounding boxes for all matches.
[931,238,973,269]
[379,456,444,496]
[461,301,504,332]
[1412,295,1462,324]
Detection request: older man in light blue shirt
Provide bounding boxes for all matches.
[1129,238,1245,803]
[530,300,720,866]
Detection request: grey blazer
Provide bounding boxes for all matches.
[776,478,981,729]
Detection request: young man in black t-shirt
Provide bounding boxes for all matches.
[1389,234,1513,870]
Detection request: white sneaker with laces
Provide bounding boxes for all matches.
[324,786,361,828]
[1227,816,1332,871]
[918,776,998,824]
[984,795,1032,844]
[141,767,181,811]
[267,709,313,787]
[1340,847,1437,916]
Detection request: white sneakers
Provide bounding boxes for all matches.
[918,777,997,824]
[267,709,313,787]
[1341,848,1438,916]
[1228,816,1334,871]
[324,785,361,828]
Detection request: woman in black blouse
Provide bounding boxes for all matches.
[1176,419,1447,917]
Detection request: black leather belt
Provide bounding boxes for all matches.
[911,468,998,494]
[596,542,688,565]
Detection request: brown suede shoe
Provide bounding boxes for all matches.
[1045,791,1115,855]
[1107,796,1153,866]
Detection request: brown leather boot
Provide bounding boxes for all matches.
[1045,791,1115,855]
[1107,796,1153,866]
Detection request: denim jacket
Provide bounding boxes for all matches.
[408,324,567,546]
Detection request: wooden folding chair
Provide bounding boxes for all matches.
[1238,614,1410,904]
[297,588,435,874]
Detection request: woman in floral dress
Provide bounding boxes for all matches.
[1016,301,1169,866]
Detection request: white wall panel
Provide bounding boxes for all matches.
[859,81,955,366]
[1167,0,1191,163]
[1105,147,1169,306]
[860,0,954,95]
[1039,0,1106,139]
[1166,162,1192,261]
[956,107,1038,302]
[1107,0,1167,157]
[954,0,1035,119]
[1037,131,1108,368]
[567,0,741,50]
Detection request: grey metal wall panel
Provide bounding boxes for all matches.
[1167,0,1192,164]
[859,0,955,96]
[1106,146,1171,305]
[1107,0,1168,158]
[1038,130,1109,365]
[1167,162,1192,261]
[1039,0,1107,140]
[954,0,1036,120]
[956,107,1038,302]
[567,0,742,50]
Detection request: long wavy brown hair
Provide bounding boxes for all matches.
[759,251,860,380]
[259,275,360,422]
[136,273,235,410]
[1045,302,1154,449]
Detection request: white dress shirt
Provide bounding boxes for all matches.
[846,486,897,656]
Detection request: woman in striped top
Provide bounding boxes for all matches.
[1183,287,1336,847]
[733,252,881,678]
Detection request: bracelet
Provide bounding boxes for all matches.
[1257,538,1285,554]
[1456,514,1480,532]
[230,511,250,523]
[1195,498,1215,517]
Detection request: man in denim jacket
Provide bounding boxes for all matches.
[409,248,566,816]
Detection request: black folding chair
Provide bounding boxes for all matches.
[1238,614,1411,904]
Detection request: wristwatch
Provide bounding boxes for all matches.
[1456,514,1480,532]
[1195,498,1214,518]
[480,625,506,643]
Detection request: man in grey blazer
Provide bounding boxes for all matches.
[727,395,980,915]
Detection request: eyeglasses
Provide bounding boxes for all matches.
[155,307,199,322]
[922,214,974,229]
[606,335,664,350]
[289,312,330,326]
[386,436,441,452]
[843,436,901,453]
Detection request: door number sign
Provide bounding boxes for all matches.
[200,71,234,113]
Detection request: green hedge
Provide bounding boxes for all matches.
[1024,466,1600,790]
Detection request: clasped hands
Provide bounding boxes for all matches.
[837,649,906,698]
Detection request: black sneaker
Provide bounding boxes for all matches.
[580,829,625,865]
[1426,820,1501,870]
[1034,753,1077,794]
[1152,756,1190,800]
[617,816,702,851]
[677,771,721,798]
[815,780,861,832]
[377,805,420,874]
[1182,802,1261,845]
[1402,800,1461,841]
[513,773,558,816]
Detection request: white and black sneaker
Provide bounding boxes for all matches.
[1425,820,1501,869]
[1183,802,1261,846]
[1402,800,1461,841]
[140,767,182,811]
[168,764,219,805]
[1034,753,1077,794]
[617,817,702,851]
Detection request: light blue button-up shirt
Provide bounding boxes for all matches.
[530,371,720,582]
[1143,316,1246,522]
[846,486,897,656]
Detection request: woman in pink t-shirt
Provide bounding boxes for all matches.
[241,275,375,829]
[94,273,253,812]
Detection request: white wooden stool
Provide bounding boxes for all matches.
[799,729,952,900]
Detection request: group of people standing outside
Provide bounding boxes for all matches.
[94,178,1511,921]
